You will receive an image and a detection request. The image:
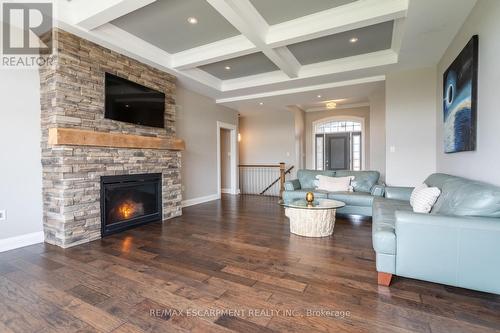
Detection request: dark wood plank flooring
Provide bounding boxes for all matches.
[1,195,499,333]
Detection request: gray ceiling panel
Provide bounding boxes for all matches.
[288,21,394,65]
[112,0,240,53]
[250,0,358,25]
[199,52,279,80]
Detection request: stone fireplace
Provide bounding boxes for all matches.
[39,29,182,248]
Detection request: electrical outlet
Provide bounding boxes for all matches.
[0,210,6,221]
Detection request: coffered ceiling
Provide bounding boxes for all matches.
[111,0,240,53]
[249,0,357,25]
[57,0,477,111]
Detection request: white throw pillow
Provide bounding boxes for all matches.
[316,175,354,192]
[412,187,441,213]
[410,183,428,207]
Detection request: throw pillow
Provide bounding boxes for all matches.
[410,183,428,207]
[316,175,354,192]
[412,187,441,213]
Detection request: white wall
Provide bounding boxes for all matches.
[176,86,238,203]
[239,109,296,167]
[289,106,306,170]
[386,67,437,186]
[369,85,387,182]
[0,70,44,250]
[436,0,500,185]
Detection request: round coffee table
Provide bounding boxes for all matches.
[280,199,346,237]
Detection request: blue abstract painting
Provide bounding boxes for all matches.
[443,35,478,153]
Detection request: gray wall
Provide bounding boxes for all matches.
[386,67,437,186]
[176,86,238,202]
[436,0,500,185]
[239,109,296,167]
[305,106,371,170]
[0,70,43,243]
[220,128,231,189]
[369,85,387,181]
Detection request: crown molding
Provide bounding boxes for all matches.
[216,75,385,103]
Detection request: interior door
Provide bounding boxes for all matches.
[325,133,350,170]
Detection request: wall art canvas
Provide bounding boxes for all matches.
[443,35,478,153]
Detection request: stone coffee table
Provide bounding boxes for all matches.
[280,199,346,237]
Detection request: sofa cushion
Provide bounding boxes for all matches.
[425,173,500,218]
[327,191,374,207]
[282,189,328,203]
[335,170,380,193]
[297,169,335,189]
[316,175,353,192]
[372,197,412,255]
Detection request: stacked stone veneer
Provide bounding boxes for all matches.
[39,29,182,248]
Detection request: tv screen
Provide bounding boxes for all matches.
[105,73,165,128]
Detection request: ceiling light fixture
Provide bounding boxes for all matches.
[187,17,198,24]
[225,66,231,70]
[349,37,359,43]
[326,102,337,109]
[259,102,264,106]
[317,95,322,98]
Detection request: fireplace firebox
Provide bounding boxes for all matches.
[100,173,162,237]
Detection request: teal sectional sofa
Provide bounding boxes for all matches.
[373,173,500,295]
[283,169,384,216]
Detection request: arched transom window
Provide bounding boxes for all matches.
[315,120,362,134]
[314,120,362,171]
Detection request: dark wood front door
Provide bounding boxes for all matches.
[325,133,350,170]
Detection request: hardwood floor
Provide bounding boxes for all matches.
[1,194,499,333]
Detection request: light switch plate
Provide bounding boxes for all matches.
[0,210,6,221]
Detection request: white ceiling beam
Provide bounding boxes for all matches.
[206,0,301,78]
[216,76,386,103]
[63,0,158,30]
[266,0,409,47]
[220,50,397,92]
[171,35,257,69]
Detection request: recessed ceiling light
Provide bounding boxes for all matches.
[259,102,264,105]
[349,37,359,43]
[317,95,322,98]
[225,66,231,70]
[187,17,198,24]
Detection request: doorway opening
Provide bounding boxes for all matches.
[217,121,238,198]
[314,118,364,171]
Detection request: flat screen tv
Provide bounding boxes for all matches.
[105,73,165,128]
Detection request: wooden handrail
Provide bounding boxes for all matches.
[260,164,294,198]
[238,164,282,168]
[238,162,292,198]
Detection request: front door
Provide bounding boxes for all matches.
[325,133,350,170]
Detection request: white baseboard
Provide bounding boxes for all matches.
[221,188,232,194]
[182,194,219,208]
[0,231,44,253]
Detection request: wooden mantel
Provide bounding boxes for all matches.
[48,128,185,151]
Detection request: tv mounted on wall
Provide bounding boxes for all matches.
[105,73,165,128]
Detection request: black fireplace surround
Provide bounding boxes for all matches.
[100,173,162,237]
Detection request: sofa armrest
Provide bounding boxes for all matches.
[371,184,385,197]
[384,186,413,201]
[284,179,301,191]
[395,211,500,294]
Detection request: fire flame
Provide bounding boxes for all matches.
[118,200,139,219]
